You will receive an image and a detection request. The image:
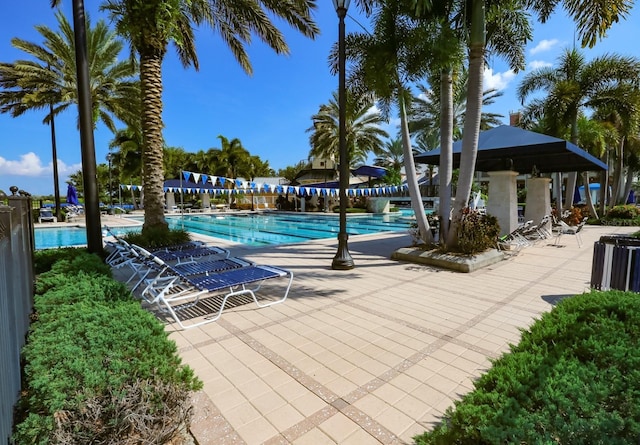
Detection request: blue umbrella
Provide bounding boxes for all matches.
[66,184,79,205]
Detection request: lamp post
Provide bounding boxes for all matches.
[331,0,354,270]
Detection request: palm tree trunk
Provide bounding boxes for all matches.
[555,172,564,210]
[610,137,625,208]
[397,84,432,244]
[564,171,578,210]
[623,166,634,205]
[140,51,168,231]
[438,68,453,243]
[583,171,598,218]
[447,0,485,247]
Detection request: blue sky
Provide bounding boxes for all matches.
[1,2,639,196]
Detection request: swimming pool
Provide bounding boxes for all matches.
[162,212,413,247]
[35,211,418,249]
[34,225,139,250]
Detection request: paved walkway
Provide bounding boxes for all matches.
[136,223,634,445]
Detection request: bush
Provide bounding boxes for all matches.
[14,248,202,444]
[455,208,501,255]
[34,252,111,295]
[122,227,191,249]
[33,247,87,274]
[414,290,640,444]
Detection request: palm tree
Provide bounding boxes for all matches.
[0,11,139,129]
[409,68,504,148]
[518,48,640,211]
[307,90,388,167]
[99,0,319,234]
[0,11,139,214]
[449,0,634,245]
[374,138,404,171]
[339,0,438,243]
[109,127,143,209]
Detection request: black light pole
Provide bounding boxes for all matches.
[71,0,102,255]
[48,100,61,222]
[332,0,354,270]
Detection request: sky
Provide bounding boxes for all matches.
[1,2,639,196]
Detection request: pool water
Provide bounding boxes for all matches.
[35,211,421,249]
[35,226,139,250]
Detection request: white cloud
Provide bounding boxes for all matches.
[0,152,81,177]
[530,39,560,55]
[483,67,516,91]
[528,60,553,70]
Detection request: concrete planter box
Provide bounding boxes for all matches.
[367,197,390,213]
[391,247,505,273]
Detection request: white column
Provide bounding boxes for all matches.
[487,170,519,236]
[525,177,552,229]
[165,192,176,211]
[200,192,210,210]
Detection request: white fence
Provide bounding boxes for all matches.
[0,191,34,444]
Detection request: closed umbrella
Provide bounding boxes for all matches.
[66,184,79,206]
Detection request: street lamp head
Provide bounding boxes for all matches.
[332,0,351,12]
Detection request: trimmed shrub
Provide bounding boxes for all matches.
[414,290,640,445]
[33,247,87,274]
[456,208,501,255]
[15,248,202,444]
[123,227,191,249]
[34,252,111,295]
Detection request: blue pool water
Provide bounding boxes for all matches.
[35,211,420,249]
[35,226,139,250]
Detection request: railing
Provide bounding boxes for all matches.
[0,188,34,444]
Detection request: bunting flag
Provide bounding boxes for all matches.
[122,169,412,198]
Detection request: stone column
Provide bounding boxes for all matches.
[165,192,176,211]
[487,170,519,236]
[525,177,552,230]
[200,192,210,210]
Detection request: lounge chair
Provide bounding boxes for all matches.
[553,216,588,248]
[497,220,533,252]
[151,245,230,264]
[38,209,57,223]
[135,246,293,330]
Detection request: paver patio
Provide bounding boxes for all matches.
[105,214,635,444]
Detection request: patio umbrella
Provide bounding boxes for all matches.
[66,184,79,205]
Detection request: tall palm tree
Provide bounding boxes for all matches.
[0,11,139,213]
[408,68,504,149]
[100,0,319,233]
[307,90,388,167]
[339,0,438,243]
[109,126,143,208]
[212,135,252,180]
[449,0,634,245]
[374,138,404,171]
[0,11,139,129]
[518,48,640,210]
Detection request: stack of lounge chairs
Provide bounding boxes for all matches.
[104,228,293,329]
[497,214,557,253]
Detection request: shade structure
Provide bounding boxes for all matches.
[66,184,79,205]
[350,165,388,178]
[414,125,608,173]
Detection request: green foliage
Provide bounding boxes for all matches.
[123,227,191,249]
[33,247,87,274]
[414,290,640,445]
[34,252,111,295]
[605,204,640,220]
[16,248,202,443]
[456,208,501,254]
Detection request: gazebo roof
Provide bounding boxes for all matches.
[414,125,608,173]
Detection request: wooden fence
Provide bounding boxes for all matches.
[0,190,34,444]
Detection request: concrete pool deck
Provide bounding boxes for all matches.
[119,222,632,445]
[91,214,636,443]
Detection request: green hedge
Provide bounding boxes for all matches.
[414,290,640,444]
[14,250,202,444]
